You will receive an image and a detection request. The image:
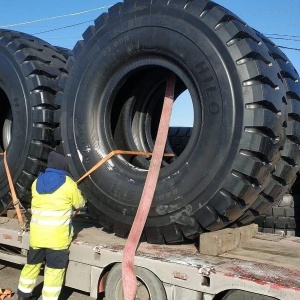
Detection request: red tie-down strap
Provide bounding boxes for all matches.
[122,74,176,300]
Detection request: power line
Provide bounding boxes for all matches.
[278,45,300,51]
[265,33,300,38]
[33,20,94,35]
[0,6,111,28]
[266,36,300,42]
[42,36,81,40]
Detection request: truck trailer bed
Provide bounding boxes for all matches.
[0,216,300,300]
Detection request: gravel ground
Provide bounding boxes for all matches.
[0,260,104,300]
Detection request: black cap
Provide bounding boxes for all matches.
[47,151,69,172]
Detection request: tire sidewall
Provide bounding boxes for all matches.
[63,7,246,226]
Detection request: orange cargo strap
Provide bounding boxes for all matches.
[74,150,174,217]
[76,150,174,184]
[122,74,176,300]
[0,288,12,299]
[0,152,24,227]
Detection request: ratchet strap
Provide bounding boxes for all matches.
[74,150,175,217]
[76,150,174,184]
[0,152,24,227]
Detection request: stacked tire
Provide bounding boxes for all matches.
[1,0,300,244]
[57,0,300,243]
[0,30,68,211]
[254,194,296,236]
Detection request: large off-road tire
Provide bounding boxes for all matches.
[238,31,300,225]
[0,30,68,210]
[60,0,287,243]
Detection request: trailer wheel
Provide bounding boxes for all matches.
[60,0,287,242]
[105,263,167,300]
[222,290,278,300]
[0,29,67,210]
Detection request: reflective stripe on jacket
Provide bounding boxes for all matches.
[30,176,85,249]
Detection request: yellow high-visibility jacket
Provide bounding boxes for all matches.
[29,169,85,249]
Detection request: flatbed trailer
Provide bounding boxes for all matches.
[1,215,300,300]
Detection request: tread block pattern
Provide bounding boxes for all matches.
[0,29,68,209]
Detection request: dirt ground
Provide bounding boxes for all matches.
[0,260,105,300]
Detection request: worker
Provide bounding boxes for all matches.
[17,151,85,300]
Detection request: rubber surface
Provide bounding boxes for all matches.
[222,290,277,300]
[254,194,296,236]
[0,29,68,210]
[60,0,289,243]
[238,30,300,226]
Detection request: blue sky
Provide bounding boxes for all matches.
[1,0,299,127]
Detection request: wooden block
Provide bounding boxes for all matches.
[6,209,18,219]
[199,224,258,256]
[6,209,28,222]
